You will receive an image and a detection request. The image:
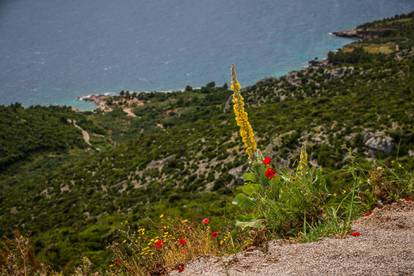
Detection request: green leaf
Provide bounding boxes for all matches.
[232,193,256,209]
[235,219,265,230]
[242,172,256,183]
[240,183,262,196]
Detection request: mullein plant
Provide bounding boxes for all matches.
[229,72,373,241]
[230,65,258,162]
[230,65,327,237]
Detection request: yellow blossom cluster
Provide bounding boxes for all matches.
[230,65,257,160]
[296,146,308,173]
[219,231,231,246]
[138,227,145,236]
[140,246,152,256]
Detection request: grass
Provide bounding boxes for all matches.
[343,43,396,55]
[1,157,412,275]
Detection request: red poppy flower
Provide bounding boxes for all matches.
[211,231,218,238]
[114,258,122,266]
[351,231,361,237]
[154,239,164,249]
[178,263,185,273]
[179,238,187,246]
[363,211,372,217]
[263,156,271,166]
[265,167,276,180]
[202,218,209,225]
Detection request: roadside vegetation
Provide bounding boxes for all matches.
[0,11,413,274]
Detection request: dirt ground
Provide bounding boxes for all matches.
[170,200,414,276]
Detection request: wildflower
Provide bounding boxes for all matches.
[114,258,122,267]
[363,211,372,217]
[405,195,413,203]
[154,239,164,249]
[262,156,271,166]
[211,231,218,238]
[296,146,308,173]
[179,238,187,246]
[160,214,164,219]
[202,218,209,225]
[181,219,189,224]
[265,167,276,180]
[230,64,257,160]
[178,264,185,273]
[219,240,224,245]
[350,231,361,237]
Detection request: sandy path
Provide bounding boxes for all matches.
[123,107,137,117]
[72,120,92,146]
[171,200,414,275]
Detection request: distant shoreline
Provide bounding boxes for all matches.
[78,33,348,112]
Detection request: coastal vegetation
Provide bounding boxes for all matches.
[1,11,414,274]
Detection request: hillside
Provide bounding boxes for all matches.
[1,12,414,273]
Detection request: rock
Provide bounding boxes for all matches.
[146,155,176,170]
[332,28,395,40]
[60,184,70,193]
[223,94,232,113]
[229,165,245,184]
[10,207,18,215]
[363,132,395,157]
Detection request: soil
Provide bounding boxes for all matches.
[170,200,414,275]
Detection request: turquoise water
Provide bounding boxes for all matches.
[1,0,414,109]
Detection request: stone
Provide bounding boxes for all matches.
[363,132,395,157]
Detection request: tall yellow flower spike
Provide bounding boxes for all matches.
[296,146,308,173]
[231,65,257,161]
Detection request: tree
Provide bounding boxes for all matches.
[206,81,216,88]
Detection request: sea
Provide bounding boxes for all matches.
[1,0,414,110]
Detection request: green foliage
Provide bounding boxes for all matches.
[233,160,328,236]
[0,105,92,170]
[233,158,413,242]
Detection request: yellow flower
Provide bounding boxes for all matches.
[230,65,257,160]
[138,227,146,236]
[159,214,164,218]
[296,146,308,173]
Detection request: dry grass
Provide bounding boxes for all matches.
[107,216,236,275]
[0,231,52,276]
[343,43,396,55]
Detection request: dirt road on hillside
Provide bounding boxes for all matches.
[171,200,414,275]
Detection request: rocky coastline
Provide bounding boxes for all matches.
[332,27,395,40]
[79,22,399,114]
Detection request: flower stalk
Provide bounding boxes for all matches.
[230,64,257,161]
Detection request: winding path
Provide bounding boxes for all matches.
[72,120,91,146]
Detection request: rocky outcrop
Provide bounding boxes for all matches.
[363,132,395,157]
[333,28,395,40]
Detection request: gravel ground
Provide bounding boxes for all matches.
[170,200,414,276]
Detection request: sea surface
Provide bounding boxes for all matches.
[1,1,414,109]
